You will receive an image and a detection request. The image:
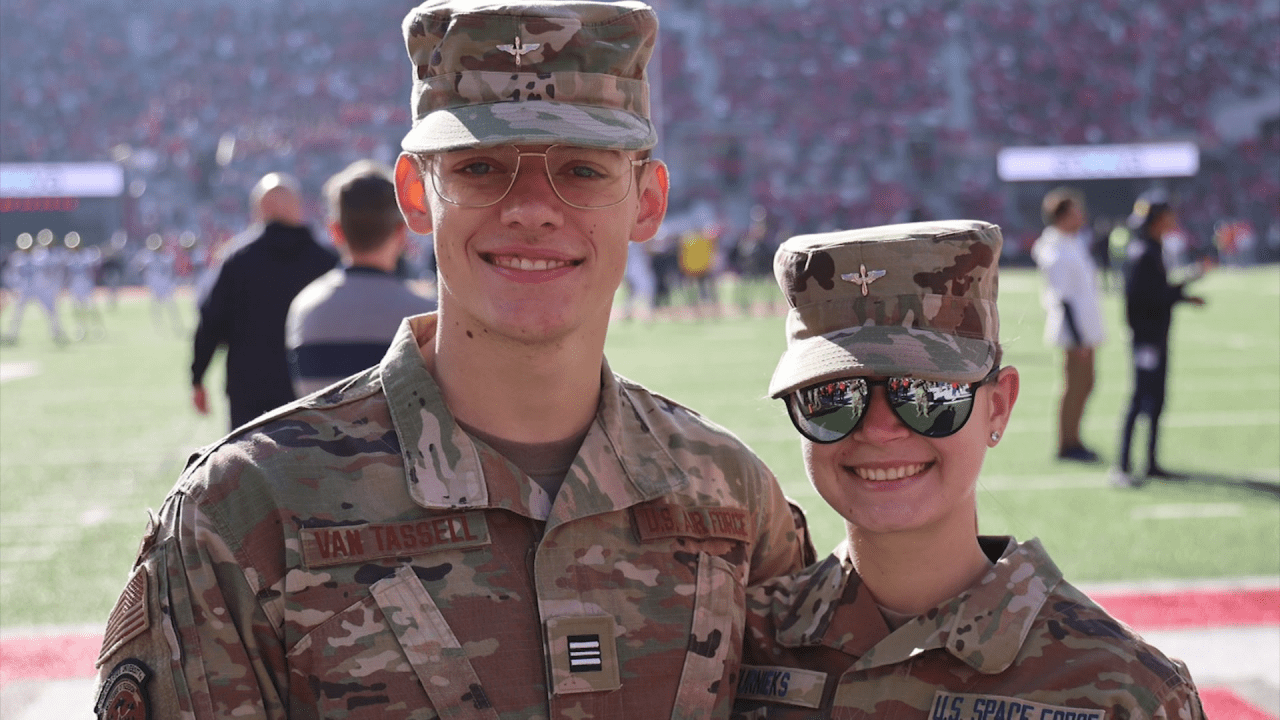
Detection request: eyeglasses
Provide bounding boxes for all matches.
[784,369,1000,443]
[424,145,648,210]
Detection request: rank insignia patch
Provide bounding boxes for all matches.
[567,634,603,673]
[94,658,152,720]
[547,615,621,694]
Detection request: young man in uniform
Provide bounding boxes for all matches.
[93,2,809,719]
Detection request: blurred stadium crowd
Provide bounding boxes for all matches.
[1,0,1277,273]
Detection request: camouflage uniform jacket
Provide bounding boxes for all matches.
[733,536,1205,720]
[94,314,808,720]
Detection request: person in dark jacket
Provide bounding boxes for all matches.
[1112,193,1205,487]
[191,172,338,428]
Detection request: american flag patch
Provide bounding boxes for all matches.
[97,567,149,667]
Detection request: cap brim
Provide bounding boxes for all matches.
[401,101,656,153]
[768,325,996,398]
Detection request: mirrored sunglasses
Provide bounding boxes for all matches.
[784,368,1000,442]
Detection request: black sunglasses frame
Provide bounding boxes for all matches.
[784,367,1002,443]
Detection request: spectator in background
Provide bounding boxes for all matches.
[677,209,721,317]
[2,231,68,345]
[99,231,127,310]
[730,204,778,315]
[1091,216,1115,291]
[191,172,337,428]
[136,233,184,334]
[1031,187,1106,463]
[619,238,657,321]
[286,160,435,396]
[1112,192,1207,487]
[62,231,105,340]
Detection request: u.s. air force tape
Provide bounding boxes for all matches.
[931,691,1108,720]
[633,502,750,542]
[735,664,827,709]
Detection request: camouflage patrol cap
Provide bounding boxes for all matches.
[769,220,1003,398]
[400,0,658,153]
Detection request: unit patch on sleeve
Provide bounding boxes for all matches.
[300,512,490,568]
[97,566,150,667]
[735,664,827,709]
[930,691,1108,720]
[94,658,152,720]
[633,502,750,542]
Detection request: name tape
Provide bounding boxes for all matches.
[931,691,1107,720]
[300,513,490,568]
[634,503,750,542]
[735,664,826,709]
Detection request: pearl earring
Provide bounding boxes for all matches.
[990,431,1001,443]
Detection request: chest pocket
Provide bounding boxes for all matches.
[370,566,501,720]
[671,551,746,720]
[286,565,498,720]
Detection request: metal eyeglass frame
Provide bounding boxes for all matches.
[420,146,650,210]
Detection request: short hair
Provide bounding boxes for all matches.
[251,172,301,207]
[323,161,404,254]
[1042,187,1085,226]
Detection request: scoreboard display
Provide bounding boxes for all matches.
[0,163,125,248]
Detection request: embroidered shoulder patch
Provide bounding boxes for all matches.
[633,503,750,542]
[95,658,152,720]
[735,664,826,709]
[931,691,1107,720]
[97,567,150,668]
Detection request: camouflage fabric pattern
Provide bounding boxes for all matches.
[734,536,1205,720]
[401,0,657,152]
[769,220,1002,398]
[94,314,807,720]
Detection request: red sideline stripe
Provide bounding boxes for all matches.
[1090,588,1280,630]
[1199,688,1275,720]
[1,590,1277,687]
[0,640,1277,720]
[0,634,101,686]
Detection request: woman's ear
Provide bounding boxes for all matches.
[986,366,1020,444]
[630,160,669,244]
[395,153,433,236]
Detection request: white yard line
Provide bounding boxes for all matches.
[1075,575,1280,596]
[1141,626,1280,716]
[1005,409,1280,434]
[0,361,38,383]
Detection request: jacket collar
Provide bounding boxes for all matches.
[381,314,689,522]
[778,536,1063,674]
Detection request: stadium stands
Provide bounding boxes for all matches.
[1,0,1275,257]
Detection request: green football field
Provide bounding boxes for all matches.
[0,266,1277,629]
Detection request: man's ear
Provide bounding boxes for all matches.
[631,160,669,244]
[395,153,433,235]
[328,221,349,252]
[985,366,1020,445]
